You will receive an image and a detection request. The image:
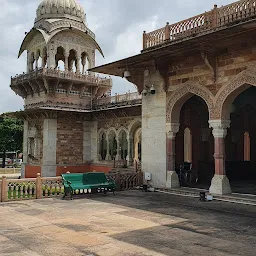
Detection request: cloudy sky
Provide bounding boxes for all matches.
[0,0,234,114]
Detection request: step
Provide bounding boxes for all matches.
[155,187,256,206]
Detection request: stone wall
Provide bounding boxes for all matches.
[56,113,84,165]
[168,37,256,98]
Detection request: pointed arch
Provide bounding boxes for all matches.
[128,118,141,138]
[213,68,256,120]
[167,81,215,123]
[117,127,129,138]
[106,128,117,138]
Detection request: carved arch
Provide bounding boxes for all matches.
[117,127,129,137]
[98,128,107,139]
[106,128,117,138]
[166,81,215,122]
[213,68,256,120]
[128,118,141,137]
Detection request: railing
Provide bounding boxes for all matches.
[92,92,142,110]
[0,174,64,202]
[107,172,143,191]
[143,0,256,50]
[0,172,144,202]
[24,92,142,111]
[11,68,112,87]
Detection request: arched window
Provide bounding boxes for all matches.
[184,128,192,163]
[55,47,65,70]
[244,132,250,161]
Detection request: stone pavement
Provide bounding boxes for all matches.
[0,191,255,256]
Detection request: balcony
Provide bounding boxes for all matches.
[11,68,112,99]
[143,0,256,51]
[24,92,142,112]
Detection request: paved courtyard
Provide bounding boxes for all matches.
[0,191,255,256]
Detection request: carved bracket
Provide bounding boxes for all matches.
[201,51,217,82]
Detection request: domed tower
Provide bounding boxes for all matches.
[11,0,111,109]
[11,0,112,178]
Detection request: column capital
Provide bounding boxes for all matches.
[166,123,180,139]
[209,120,230,138]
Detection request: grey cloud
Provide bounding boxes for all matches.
[0,0,234,113]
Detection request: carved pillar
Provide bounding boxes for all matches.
[105,135,111,161]
[64,52,69,71]
[209,120,231,195]
[42,51,46,68]
[47,43,56,69]
[166,123,180,188]
[76,57,81,74]
[115,138,121,161]
[126,136,133,166]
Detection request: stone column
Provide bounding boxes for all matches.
[64,53,69,71]
[76,57,81,74]
[209,120,231,195]
[42,118,57,177]
[105,135,111,161]
[166,123,180,188]
[97,139,102,161]
[115,138,121,161]
[47,43,56,69]
[21,120,29,178]
[126,136,133,166]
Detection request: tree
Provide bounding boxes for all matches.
[0,115,23,168]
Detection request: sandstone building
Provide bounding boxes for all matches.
[11,0,256,195]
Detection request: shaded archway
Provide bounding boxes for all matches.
[68,49,77,72]
[107,130,117,160]
[55,46,65,70]
[175,96,213,185]
[224,87,256,186]
[99,132,107,160]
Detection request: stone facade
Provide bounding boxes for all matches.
[12,0,256,195]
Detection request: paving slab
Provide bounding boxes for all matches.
[0,191,255,256]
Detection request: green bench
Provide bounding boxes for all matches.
[61,172,116,200]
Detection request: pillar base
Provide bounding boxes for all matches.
[166,171,180,189]
[209,175,231,195]
[105,154,112,161]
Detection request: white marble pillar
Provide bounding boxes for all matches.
[21,120,29,178]
[42,119,57,177]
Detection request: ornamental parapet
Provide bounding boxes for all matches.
[11,68,112,87]
[143,0,256,51]
[24,92,142,112]
[11,68,112,99]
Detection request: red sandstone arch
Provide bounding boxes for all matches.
[166,82,215,123]
[214,68,256,120]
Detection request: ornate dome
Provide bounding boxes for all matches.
[36,0,85,21]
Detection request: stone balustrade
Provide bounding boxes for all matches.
[143,0,256,50]
[11,68,112,87]
[24,92,142,111]
[0,172,143,202]
[0,174,64,202]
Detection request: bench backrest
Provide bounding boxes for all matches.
[61,172,108,185]
[62,173,84,183]
[83,172,108,184]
